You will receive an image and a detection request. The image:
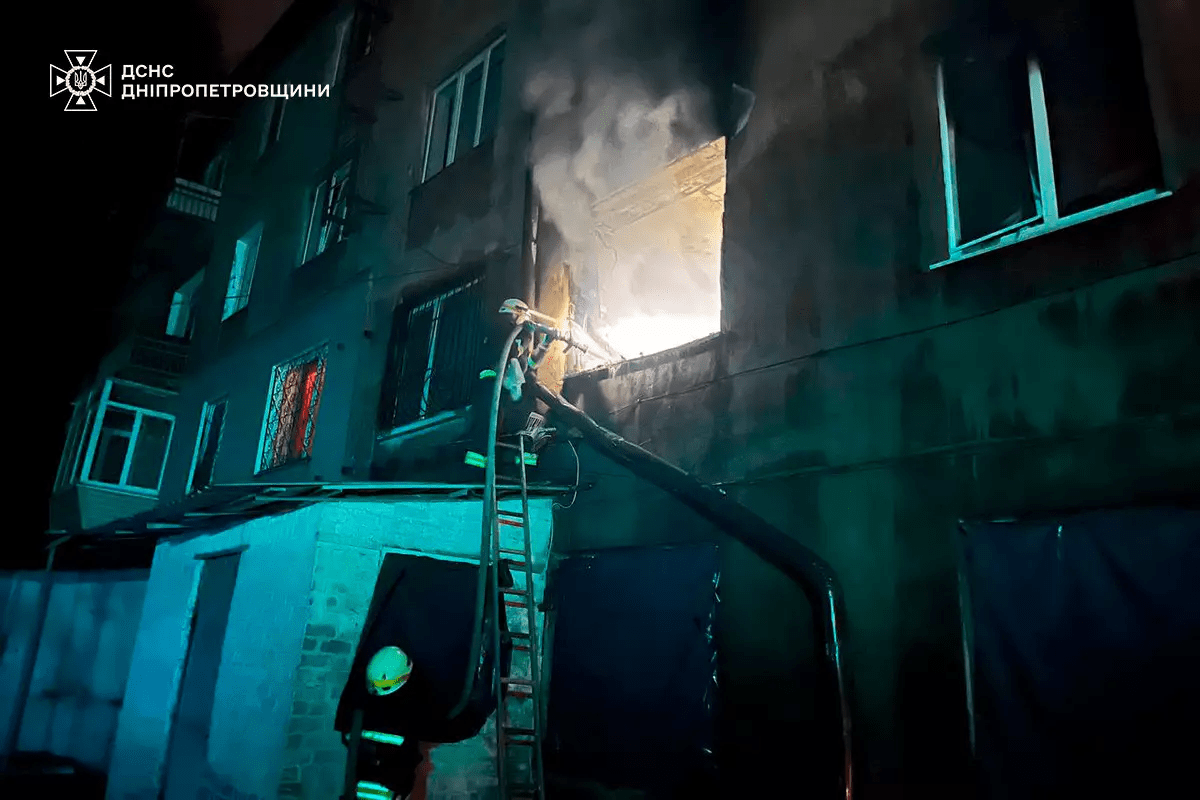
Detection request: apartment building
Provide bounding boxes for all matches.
[40,0,1200,799]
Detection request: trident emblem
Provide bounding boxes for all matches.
[50,50,112,111]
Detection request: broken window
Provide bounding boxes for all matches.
[936,0,1164,258]
[560,137,726,370]
[422,36,506,181]
[378,273,487,431]
[259,346,328,472]
[260,97,287,158]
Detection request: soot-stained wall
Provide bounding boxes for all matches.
[552,0,1200,797]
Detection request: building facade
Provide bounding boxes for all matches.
[44,0,1199,799]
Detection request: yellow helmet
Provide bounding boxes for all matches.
[366,646,412,696]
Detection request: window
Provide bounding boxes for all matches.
[327,15,353,85]
[258,346,328,472]
[77,381,175,494]
[204,150,227,191]
[260,98,287,158]
[378,273,486,431]
[223,223,262,320]
[422,36,506,181]
[300,162,352,265]
[187,399,227,493]
[935,0,1165,262]
[166,269,205,339]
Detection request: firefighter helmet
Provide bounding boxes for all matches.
[366,646,412,696]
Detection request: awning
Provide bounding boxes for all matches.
[36,479,572,568]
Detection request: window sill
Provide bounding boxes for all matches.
[77,478,160,498]
[377,408,469,444]
[254,456,313,477]
[930,189,1173,270]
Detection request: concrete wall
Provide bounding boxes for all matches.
[0,570,148,770]
[108,506,322,800]
[280,497,553,800]
[108,497,551,800]
[550,0,1200,797]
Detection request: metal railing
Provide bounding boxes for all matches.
[165,177,221,221]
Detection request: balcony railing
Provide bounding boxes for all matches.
[166,177,221,221]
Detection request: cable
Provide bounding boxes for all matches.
[552,440,580,510]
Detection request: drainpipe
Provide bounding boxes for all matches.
[521,169,539,309]
[526,379,856,800]
[1,535,69,768]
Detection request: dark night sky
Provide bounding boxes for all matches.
[28,1,294,549]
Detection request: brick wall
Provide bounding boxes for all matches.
[278,498,554,800]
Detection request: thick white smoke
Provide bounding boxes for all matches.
[522,0,723,360]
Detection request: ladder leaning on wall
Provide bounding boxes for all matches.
[488,415,549,800]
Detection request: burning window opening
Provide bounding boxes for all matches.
[565,136,725,373]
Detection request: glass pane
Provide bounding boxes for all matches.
[89,407,136,484]
[75,408,96,481]
[943,48,1039,244]
[479,41,506,144]
[455,61,486,161]
[1035,0,1162,215]
[129,416,173,489]
[193,402,226,490]
[425,84,455,178]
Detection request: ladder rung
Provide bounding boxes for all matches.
[497,508,524,518]
[502,677,534,686]
[504,630,531,639]
[499,547,526,556]
[502,586,529,596]
[499,517,526,528]
[504,600,529,608]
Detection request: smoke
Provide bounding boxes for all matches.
[523,0,722,267]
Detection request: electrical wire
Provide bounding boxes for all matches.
[552,439,580,510]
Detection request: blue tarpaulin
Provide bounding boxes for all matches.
[961,506,1200,799]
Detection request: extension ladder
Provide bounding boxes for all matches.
[488,424,547,800]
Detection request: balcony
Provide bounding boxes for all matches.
[96,334,190,393]
[165,177,221,222]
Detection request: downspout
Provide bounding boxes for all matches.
[1,535,69,767]
[527,379,856,800]
[521,169,538,309]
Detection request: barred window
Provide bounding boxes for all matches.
[378,273,486,431]
[259,345,328,472]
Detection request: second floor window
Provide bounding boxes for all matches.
[258,346,328,472]
[422,36,506,181]
[223,223,262,320]
[301,162,352,265]
[378,273,486,431]
[935,0,1163,259]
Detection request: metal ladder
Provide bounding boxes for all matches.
[488,424,547,800]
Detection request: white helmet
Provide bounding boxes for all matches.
[366,646,412,696]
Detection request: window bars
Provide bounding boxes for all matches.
[259,346,328,472]
[379,274,486,431]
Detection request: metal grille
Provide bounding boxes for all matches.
[379,274,486,430]
[260,346,328,472]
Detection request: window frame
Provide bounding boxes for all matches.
[186,397,229,494]
[421,35,506,182]
[255,344,330,474]
[933,55,1171,268]
[167,269,205,338]
[223,222,263,320]
[260,97,288,159]
[76,380,176,495]
[300,161,353,266]
[379,272,486,433]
